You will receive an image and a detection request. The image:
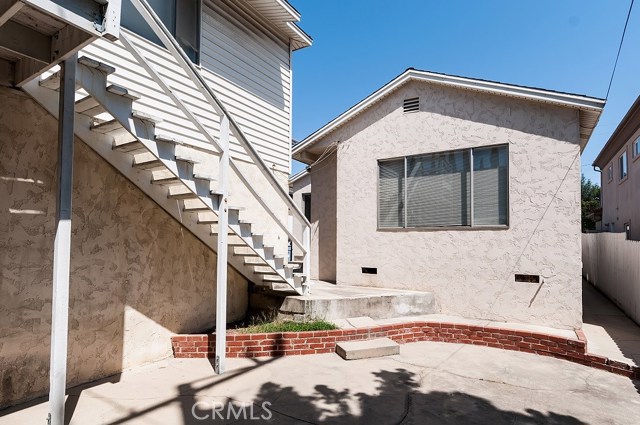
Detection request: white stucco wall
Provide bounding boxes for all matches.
[310,153,337,282]
[309,80,583,329]
[290,172,311,260]
[0,88,248,407]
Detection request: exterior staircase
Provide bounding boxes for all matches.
[23,54,307,295]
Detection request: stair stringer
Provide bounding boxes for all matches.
[22,78,266,286]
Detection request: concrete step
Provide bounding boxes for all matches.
[335,338,399,360]
[278,282,436,321]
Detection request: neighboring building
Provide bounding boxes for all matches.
[292,68,605,330]
[289,168,311,260]
[1,0,310,407]
[593,96,640,240]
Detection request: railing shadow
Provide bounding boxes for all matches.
[110,367,590,424]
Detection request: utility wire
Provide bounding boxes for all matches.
[605,0,635,100]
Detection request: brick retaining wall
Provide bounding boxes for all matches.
[171,321,640,379]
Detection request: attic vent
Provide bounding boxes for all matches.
[403,97,420,113]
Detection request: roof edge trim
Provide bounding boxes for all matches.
[293,69,606,156]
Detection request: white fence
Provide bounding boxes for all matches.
[582,232,640,324]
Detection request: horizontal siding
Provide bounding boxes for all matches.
[80,11,292,169]
[201,0,291,169]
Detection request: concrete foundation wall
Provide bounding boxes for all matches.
[0,88,248,407]
[310,80,583,329]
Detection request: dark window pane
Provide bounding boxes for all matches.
[406,151,470,227]
[378,159,405,227]
[472,145,508,226]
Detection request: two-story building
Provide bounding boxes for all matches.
[1,0,310,408]
[593,95,640,240]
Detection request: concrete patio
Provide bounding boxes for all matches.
[1,341,638,424]
[2,279,640,424]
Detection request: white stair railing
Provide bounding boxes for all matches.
[124,0,311,375]
[126,0,311,281]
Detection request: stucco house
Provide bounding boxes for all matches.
[292,68,605,330]
[1,0,310,409]
[593,95,640,240]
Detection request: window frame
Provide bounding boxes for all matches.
[121,0,202,65]
[619,150,628,182]
[607,164,613,182]
[633,136,640,161]
[377,143,510,231]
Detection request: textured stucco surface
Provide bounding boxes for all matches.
[308,80,583,329]
[310,153,337,282]
[0,88,248,407]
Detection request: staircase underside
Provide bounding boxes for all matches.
[23,55,304,294]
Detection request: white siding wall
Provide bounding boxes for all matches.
[201,0,291,172]
[82,0,292,172]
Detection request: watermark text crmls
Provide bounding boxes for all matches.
[192,401,272,421]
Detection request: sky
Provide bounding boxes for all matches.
[288,0,640,184]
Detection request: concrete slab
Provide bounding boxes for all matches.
[336,316,378,329]
[278,281,436,321]
[336,338,399,360]
[2,342,639,424]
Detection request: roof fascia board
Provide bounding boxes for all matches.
[277,0,301,21]
[287,21,312,48]
[289,168,310,185]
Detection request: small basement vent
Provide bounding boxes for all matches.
[403,97,420,113]
[515,274,540,283]
[362,267,377,274]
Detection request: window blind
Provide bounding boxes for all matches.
[472,146,508,225]
[406,151,470,227]
[378,145,508,229]
[378,159,405,227]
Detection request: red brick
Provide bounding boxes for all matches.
[234,334,251,341]
[186,335,205,342]
[584,354,607,364]
[607,360,632,370]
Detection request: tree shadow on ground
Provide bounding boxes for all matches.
[178,368,588,425]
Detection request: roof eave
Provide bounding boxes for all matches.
[293,69,606,157]
[593,95,640,168]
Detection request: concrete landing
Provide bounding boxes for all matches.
[336,338,400,360]
[277,281,436,321]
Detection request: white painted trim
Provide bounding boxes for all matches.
[288,168,309,185]
[293,69,606,156]
[286,21,312,48]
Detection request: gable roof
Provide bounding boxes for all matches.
[593,95,640,168]
[293,68,605,159]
